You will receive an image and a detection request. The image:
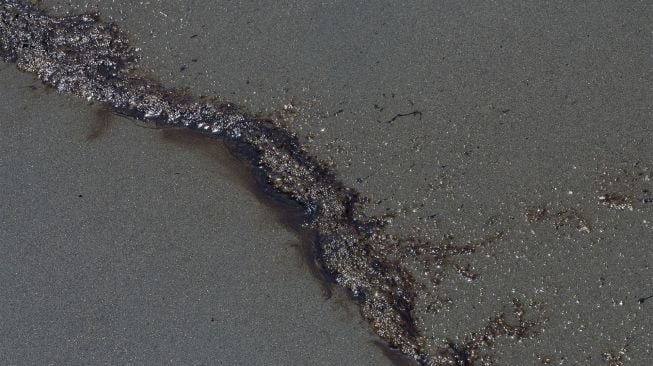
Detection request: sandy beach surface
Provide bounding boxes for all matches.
[0,66,395,365]
[1,1,651,365]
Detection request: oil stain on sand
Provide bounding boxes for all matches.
[2,1,651,364]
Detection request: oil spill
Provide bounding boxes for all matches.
[0,1,551,364]
[375,341,420,366]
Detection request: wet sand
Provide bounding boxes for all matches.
[0,66,394,365]
[2,1,652,365]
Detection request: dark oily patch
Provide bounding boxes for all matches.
[0,2,544,364]
[431,298,545,365]
[596,160,652,211]
[525,206,592,234]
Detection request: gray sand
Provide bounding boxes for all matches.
[2,1,652,365]
[0,66,393,365]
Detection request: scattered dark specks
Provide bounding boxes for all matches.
[454,263,478,282]
[432,298,545,365]
[599,192,633,210]
[525,206,591,233]
[601,343,629,366]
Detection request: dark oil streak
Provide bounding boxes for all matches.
[637,293,653,304]
[379,110,423,124]
[157,128,334,298]
[374,341,420,366]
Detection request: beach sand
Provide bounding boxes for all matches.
[2,1,651,364]
[0,66,395,365]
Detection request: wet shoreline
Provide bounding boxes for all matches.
[2,1,651,364]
